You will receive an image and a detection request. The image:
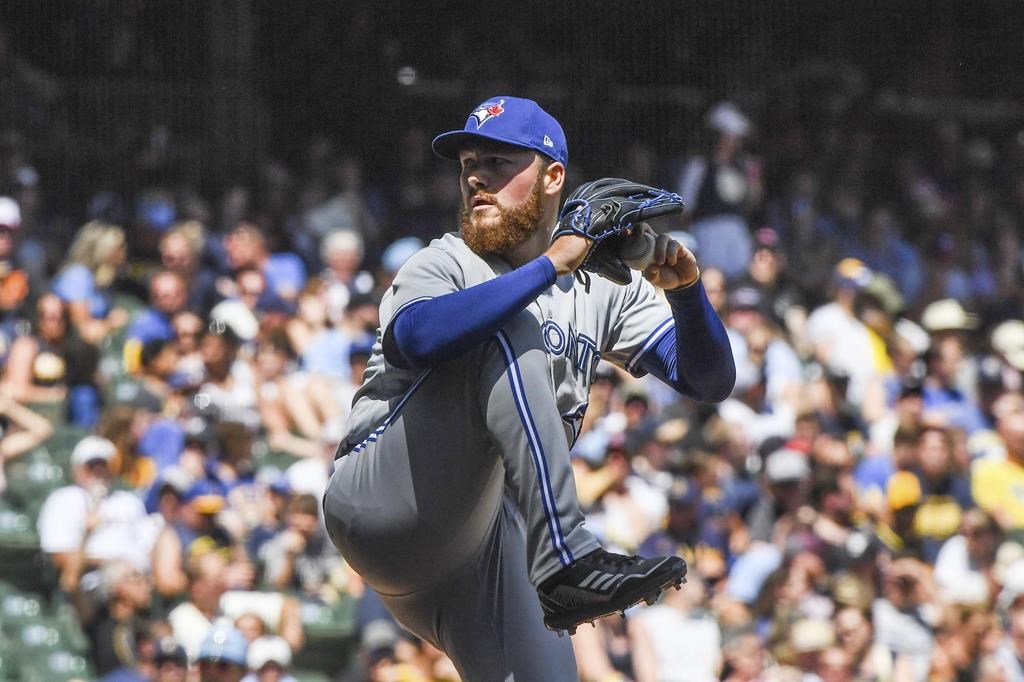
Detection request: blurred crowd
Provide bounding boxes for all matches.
[3,27,1024,680]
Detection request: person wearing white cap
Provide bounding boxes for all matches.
[991,319,1024,388]
[745,448,811,543]
[241,636,296,682]
[36,435,151,572]
[674,101,760,280]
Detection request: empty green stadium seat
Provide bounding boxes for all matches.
[8,619,64,654]
[2,461,66,513]
[16,650,92,682]
[292,598,358,674]
[292,670,330,682]
[0,511,39,550]
[43,425,90,469]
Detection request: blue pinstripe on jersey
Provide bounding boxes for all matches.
[496,330,574,567]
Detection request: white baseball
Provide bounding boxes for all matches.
[619,223,657,270]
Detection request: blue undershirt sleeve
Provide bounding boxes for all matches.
[384,256,558,369]
[636,281,736,403]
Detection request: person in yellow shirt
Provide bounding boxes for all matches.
[972,411,1024,529]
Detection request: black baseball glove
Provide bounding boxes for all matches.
[552,178,685,286]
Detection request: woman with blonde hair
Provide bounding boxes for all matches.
[52,221,130,343]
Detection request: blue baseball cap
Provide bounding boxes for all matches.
[432,96,568,166]
[197,626,248,666]
[183,479,227,514]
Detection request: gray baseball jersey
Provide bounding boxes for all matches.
[323,232,675,681]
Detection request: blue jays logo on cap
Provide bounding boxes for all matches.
[470,99,506,128]
[432,95,568,166]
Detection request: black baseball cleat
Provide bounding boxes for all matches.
[538,549,687,635]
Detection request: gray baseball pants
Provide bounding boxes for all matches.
[323,316,599,681]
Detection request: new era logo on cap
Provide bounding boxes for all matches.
[432,95,569,166]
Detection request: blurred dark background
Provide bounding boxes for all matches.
[2,0,1023,215]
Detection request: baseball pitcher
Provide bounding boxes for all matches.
[322,95,736,681]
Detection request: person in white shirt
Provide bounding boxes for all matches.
[934,509,1002,605]
[37,435,151,571]
[804,258,879,405]
[629,573,721,682]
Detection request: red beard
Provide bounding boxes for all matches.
[460,172,545,257]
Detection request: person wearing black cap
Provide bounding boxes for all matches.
[152,637,188,682]
[323,95,735,678]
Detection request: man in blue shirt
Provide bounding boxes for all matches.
[223,223,306,303]
[126,271,188,345]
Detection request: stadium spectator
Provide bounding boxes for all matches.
[934,508,1002,606]
[160,221,222,316]
[872,557,940,680]
[804,258,880,405]
[629,571,721,681]
[196,626,249,682]
[150,479,247,599]
[845,206,925,307]
[908,424,974,558]
[242,635,297,682]
[700,267,727,314]
[746,447,811,545]
[126,271,189,346]
[920,307,988,435]
[833,606,893,681]
[197,322,260,430]
[255,333,324,458]
[318,230,369,309]
[38,436,151,572]
[0,196,30,331]
[223,223,307,303]
[284,420,344,499]
[736,227,804,335]
[639,476,730,582]
[286,279,351,385]
[152,637,189,682]
[995,604,1024,680]
[259,493,343,599]
[0,386,54,492]
[973,409,1024,530]
[170,309,206,389]
[70,560,153,676]
[3,292,101,426]
[51,220,130,343]
[677,102,759,280]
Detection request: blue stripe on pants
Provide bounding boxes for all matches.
[495,330,574,567]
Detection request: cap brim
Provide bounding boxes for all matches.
[191,496,225,514]
[431,130,545,162]
[75,455,113,467]
[198,655,244,666]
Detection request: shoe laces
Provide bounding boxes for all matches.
[595,552,642,570]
